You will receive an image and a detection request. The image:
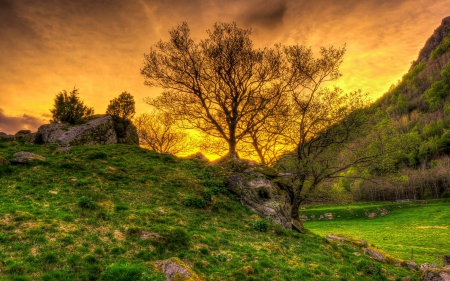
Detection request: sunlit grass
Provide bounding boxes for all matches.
[0,140,418,280]
[303,200,450,265]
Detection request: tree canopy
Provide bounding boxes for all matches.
[50,88,94,124]
[106,91,136,120]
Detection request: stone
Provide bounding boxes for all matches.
[34,115,139,146]
[324,213,333,220]
[378,208,389,216]
[14,130,33,142]
[319,215,324,220]
[187,152,209,162]
[326,234,344,243]
[310,215,315,219]
[402,260,418,271]
[299,215,309,222]
[444,255,450,267]
[140,230,162,241]
[0,132,14,139]
[4,141,19,146]
[367,212,377,218]
[363,247,386,263]
[421,270,450,281]
[222,157,292,229]
[150,257,203,281]
[11,152,46,163]
[0,156,10,166]
[52,147,72,154]
[421,263,437,271]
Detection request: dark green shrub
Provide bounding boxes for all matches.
[50,88,94,124]
[78,196,97,210]
[425,81,450,110]
[252,220,268,232]
[181,195,207,208]
[42,252,59,264]
[164,227,190,250]
[87,151,108,160]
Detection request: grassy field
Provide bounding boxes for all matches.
[0,140,418,280]
[302,200,450,265]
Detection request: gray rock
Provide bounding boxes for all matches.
[34,115,138,146]
[14,130,32,142]
[324,213,333,220]
[299,215,309,222]
[0,132,14,139]
[222,157,292,229]
[52,147,72,154]
[363,247,386,263]
[421,263,437,271]
[421,270,450,281]
[12,152,46,163]
[402,260,418,271]
[367,212,377,218]
[152,257,203,281]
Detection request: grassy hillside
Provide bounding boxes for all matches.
[302,200,450,265]
[0,141,418,281]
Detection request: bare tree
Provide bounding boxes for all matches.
[141,22,288,158]
[135,111,190,154]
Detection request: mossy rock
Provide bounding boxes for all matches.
[4,141,20,146]
[0,156,10,166]
[254,166,279,177]
[148,257,204,281]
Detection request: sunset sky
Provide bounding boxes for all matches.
[1,0,450,134]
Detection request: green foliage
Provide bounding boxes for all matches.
[50,88,94,124]
[252,220,268,232]
[425,80,450,109]
[163,227,190,250]
[78,196,98,210]
[430,36,450,59]
[106,92,135,120]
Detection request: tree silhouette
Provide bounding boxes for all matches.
[50,88,94,124]
[106,91,135,120]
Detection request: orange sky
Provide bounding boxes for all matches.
[1,0,450,134]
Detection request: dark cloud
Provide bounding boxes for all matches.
[239,0,287,29]
[0,109,46,134]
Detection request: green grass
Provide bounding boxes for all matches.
[0,140,418,280]
[302,200,450,265]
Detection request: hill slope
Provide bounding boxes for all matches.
[0,141,417,280]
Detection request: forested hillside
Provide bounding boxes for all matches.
[318,17,450,202]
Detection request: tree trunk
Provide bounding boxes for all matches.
[290,196,305,233]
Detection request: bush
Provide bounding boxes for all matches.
[78,196,98,210]
[425,81,450,110]
[106,92,136,120]
[164,227,190,250]
[50,88,94,124]
[181,195,207,208]
[252,220,268,232]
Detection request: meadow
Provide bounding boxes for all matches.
[0,141,418,280]
[302,200,450,265]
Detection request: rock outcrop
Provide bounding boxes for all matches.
[14,130,34,142]
[421,269,450,281]
[11,152,46,163]
[411,16,450,68]
[218,157,293,229]
[149,257,203,281]
[34,115,138,146]
[0,132,14,139]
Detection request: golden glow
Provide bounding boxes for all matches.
[1,0,450,136]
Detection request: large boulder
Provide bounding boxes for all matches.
[11,152,46,163]
[14,130,34,142]
[34,115,138,146]
[0,132,14,139]
[421,269,450,281]
[218,157,292,229]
